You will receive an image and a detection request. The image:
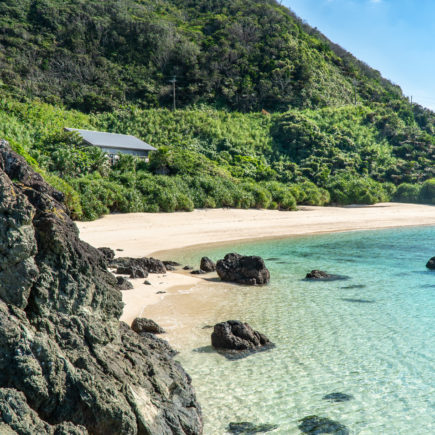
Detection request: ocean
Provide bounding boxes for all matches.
[149,226,435,434]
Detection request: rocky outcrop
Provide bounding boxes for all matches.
[216,253,270,285]
[132,318,165,334]
[200,257,215,272]
[426,257,435,269]
[211,320,274,356]
[0,140,202,434]
[112,257,166,274]
[116,276,134,290]
[98,247,115,262]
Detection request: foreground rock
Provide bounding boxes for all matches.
[132,317,165,334]
[200,256,216,272]
[227,421,278,433]
[0,140,202,434]
[216,253,270,285]
[305,270,348,281]
[426,257,435,269]
[211,320,274,359]
[299,416,349,434]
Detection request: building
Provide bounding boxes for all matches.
[65,128,156,163]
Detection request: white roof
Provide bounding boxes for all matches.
[65,128,156,151]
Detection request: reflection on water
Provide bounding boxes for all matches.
[145,227,435,434]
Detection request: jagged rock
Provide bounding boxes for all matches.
[322,392,354,402]
[116,276,133,290]
[200,257,216,272]
[211,320,274,355]
[98,247,115,262]
[112,257,166,274]
[163,260,181,267]
[426,257,435,269]
[227,421,278,433]
[298,416,349,434]
[132,318,165,334]
[191,269,206,275]
[305,270,347,281]
[0,140,202,435]
[116,265,148,279]
[216,253,270,285]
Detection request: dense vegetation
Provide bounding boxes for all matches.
[0,0,433,220]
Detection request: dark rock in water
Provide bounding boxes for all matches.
[299,416,349,434]
[156,290,166,294]
[183,265,193,270]
[116,248,124,251]
[132,317,165,334]
[116,276,133,290]
[305,270,348,281]
[200,256,216,272]
[426,257,435,269]
[112,256,166,274]
[163,260,181,267]
[0,140,202,434]
[216,253,270,285]
[265,257,280,261]
[322,392,354,402]
[98,247,115,262]
[211,320,274,359]
[191,269,206,275]
[340,284,366,289]
[202,325,214,329]
[342,298,375,304]
[228,421,278,433]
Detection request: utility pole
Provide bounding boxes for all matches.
[169,76,176,111]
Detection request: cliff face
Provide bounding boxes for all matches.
[0,140,202,435]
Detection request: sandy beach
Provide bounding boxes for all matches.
[76,203,435,324]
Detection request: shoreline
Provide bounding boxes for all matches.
[76,203,435,325]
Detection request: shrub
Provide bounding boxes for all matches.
[419,179,435,204]
[393,183,421,203]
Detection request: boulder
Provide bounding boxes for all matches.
[183,265,193,270]
[132,318,165,334]
[116,276,133,290]
[200,256,216,272]
[116,265,148,279]
[98,247,115,262]
[298,416,349,434]
[426,257,435,269]
[216,253,270,285]
[0,139,202,435]
[211,320,273,352]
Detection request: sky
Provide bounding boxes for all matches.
[283,0,435,111]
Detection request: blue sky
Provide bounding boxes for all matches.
[283,0,435,111]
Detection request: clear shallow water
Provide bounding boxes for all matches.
[155,227,435,434]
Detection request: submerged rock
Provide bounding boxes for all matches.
[132,317,165,334]
[227,421,278,433]
[305,270,348,281]
[116,276,133,290]
[216,253,270,285]
[322,392,354,402]
[299,415,349,434]
[211,320,274,359]
[426,257,435,269]
[341,298,375,304]
[200,256,216,272]
[0,139,202,434]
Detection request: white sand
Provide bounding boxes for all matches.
[77,203,435,324]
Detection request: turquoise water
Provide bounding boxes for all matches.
[156,227,435,434]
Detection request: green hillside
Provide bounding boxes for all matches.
[0,0,434,220]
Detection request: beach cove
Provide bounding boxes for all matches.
[77,203,435,434]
